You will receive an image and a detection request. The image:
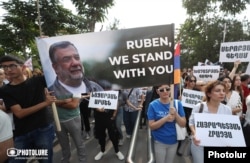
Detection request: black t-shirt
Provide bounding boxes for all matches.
[0,76,53,137]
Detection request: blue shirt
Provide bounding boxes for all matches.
[147,99,185,144]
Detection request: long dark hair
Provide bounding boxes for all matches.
[232,74,243,102]
[217,75,233,91]
[184,75,197,88]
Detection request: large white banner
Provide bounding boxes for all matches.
[219,41,250,62]
[36,24,175,90]
[194,113,246,147]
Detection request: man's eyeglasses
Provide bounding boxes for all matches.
[158,87,170,92]
[1,64,19,71]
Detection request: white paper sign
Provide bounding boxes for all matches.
[219,41,250,62]
[193,65,220,82]
[181,89,204,108]
[88,90,119,110]
[194,113,246,147]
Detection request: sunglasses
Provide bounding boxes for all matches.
[158,87,170,92]
[189,80,196,83]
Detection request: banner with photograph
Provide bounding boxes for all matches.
[36,24,175,90]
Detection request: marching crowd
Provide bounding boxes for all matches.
[0,44,250,163]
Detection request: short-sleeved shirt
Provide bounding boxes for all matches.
[49,77,104,121]
[0,76,53,137]
[125,88,143,112]
[147,99,185,144]
[0,110,12,142]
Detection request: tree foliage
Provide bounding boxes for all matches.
[179,0,250,70]
[0,0,114,67]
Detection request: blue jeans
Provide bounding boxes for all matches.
[123,110,138,135]
[10,124,55,163]
[115,106,124,139]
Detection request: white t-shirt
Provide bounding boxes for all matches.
[0,110,13,142]
[226,90,242,116]
[58,80,86,98]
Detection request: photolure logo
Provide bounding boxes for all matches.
[7,148,48,159]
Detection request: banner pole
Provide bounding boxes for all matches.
[52,102,61,131]
[170,84,174,108]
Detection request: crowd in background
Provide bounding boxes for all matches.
[0,56,250,163]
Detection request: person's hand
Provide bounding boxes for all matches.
[44,88,57,105]
[136,105,143,111]
[55,98,72,106]
[165,113,175,122]
[169,107,176,116]
[110,116,116,120]
[192,135,201,146]
[234,60,241,68]
[96,107,105,112]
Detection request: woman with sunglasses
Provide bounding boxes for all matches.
[181,75,200,135]
[147,84,186,163]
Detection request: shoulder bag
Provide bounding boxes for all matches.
[177,102,204,156]
[175,100,187,140]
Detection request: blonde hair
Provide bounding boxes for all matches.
[23,67,33,78]
[32,68,43,76]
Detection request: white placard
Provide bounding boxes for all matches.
[193,65,220,82]
[181,89,204,108]
[219,41,250,62]
[194,113,246,147]
[88,90,119,110]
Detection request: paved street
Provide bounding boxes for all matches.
[52,123,192,163]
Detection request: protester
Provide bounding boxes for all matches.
[80,97,91,140]
[180,75,200,135]
[48,41,104,163]
[189,80,232,163]
[123,87,144,138]
[0,68,6,87]
[0,55,56,163]
[116,89,128,146]
[143,86,159,120]
[232,74,244,103]
[243,94,250,146]
[0,109,14,163]
[92,80,124,160]
[23,67,33,79]
[241,74,250,114]
[32,68,43,76]
[93,106,124,161]
[147,84,186,163]
[218,76,242,116]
